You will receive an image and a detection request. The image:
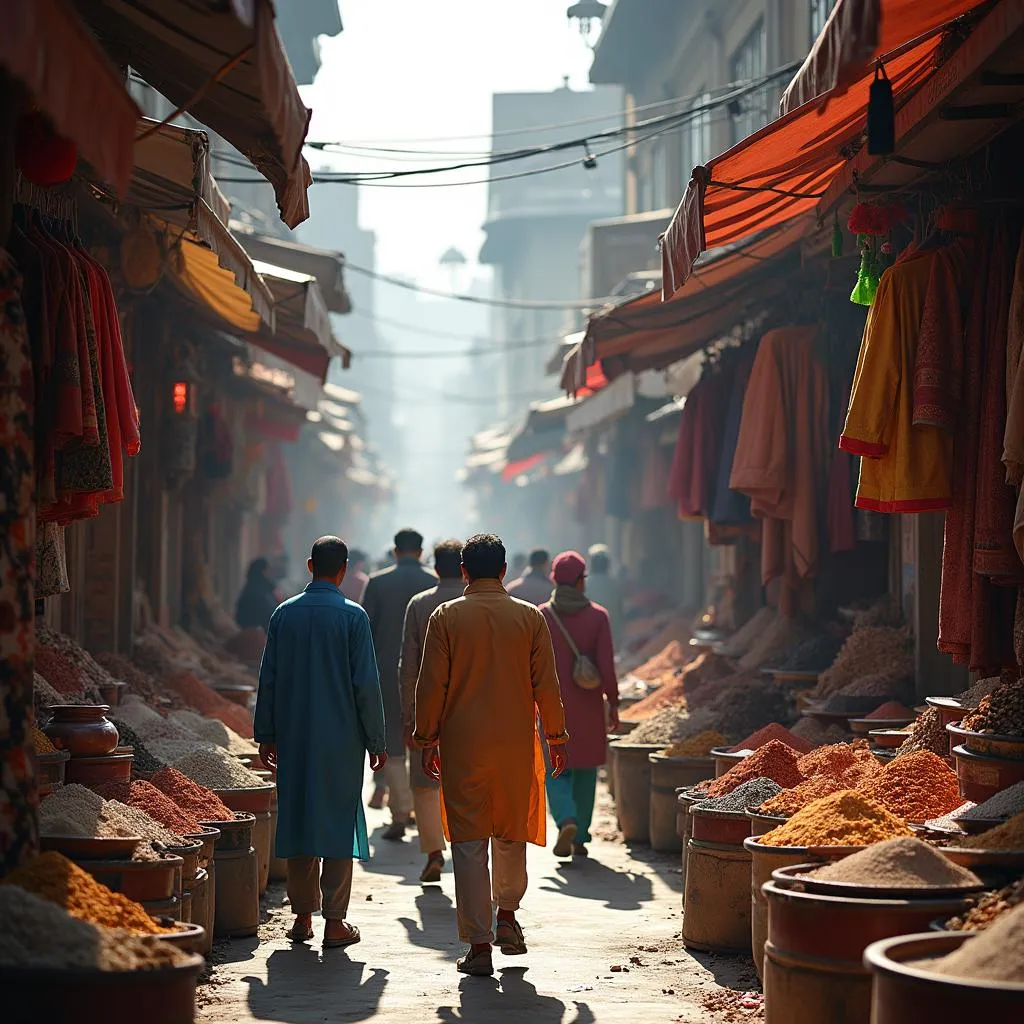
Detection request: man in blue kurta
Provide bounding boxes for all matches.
[255,535,388,948]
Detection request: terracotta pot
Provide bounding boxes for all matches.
[43,705,118,757]
[951,744,1024,802]
[65,752,133,786]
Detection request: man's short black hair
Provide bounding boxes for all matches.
[590,550,610,574]
[394,528,424,554]
[529,548,550,569]
[434,538,463,579]
[461,533,506,581]
[310,536,348,578]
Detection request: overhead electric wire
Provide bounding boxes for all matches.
[215,62,799,186]
[349,306,562,344]
[353,336,556,359]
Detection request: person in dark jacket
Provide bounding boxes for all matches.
[236,558,278,633]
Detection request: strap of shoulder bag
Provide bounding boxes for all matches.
[548,607,581,658]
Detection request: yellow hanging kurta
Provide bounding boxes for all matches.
[413,579,568,846]
[839,250,953,513]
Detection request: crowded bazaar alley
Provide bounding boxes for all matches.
[4,1,1024,1023]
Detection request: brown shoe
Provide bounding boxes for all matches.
[420,853,444,884]
[382,820,406,841]
[552,821,577,858]
[496,918,527,955]
[323,921,361,949]
[289,914,314,942]
[457,946,494,976]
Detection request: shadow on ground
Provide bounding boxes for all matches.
[437,967,595,1024]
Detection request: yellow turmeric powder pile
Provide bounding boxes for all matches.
[663,731,726,758]
[1,851,165,934]
[759,789,914,848]
[31,726,56,755]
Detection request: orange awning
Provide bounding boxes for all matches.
[0,0,139,194]
[566,216,809,389]
[780,0,989,115]
[75,0,312,228]
[662,0,1024,296]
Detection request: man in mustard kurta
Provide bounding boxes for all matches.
[414,533,568,977]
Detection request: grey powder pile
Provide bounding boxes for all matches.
[38,785,180,843]
[148,738,219,764]
[169,709,230,747]
[961,781,1024,822]
[693,777,783,813]
[629,705,713,746]
[173,747,265,789]
[104,800,183,846]
[108,718,165,773]
[925,801,975,832]
[0,886,190,971]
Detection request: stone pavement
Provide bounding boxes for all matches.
[197,782,760,1024]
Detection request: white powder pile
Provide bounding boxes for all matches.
[169,709,230,747]
[173,747,265,789]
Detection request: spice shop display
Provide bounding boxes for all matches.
[758,791,913,847]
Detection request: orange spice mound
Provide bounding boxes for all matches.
[631,640,690,683]
[703,739,804,797]
[758,774,846,817]
[797,740,876,779]
[1,851,168,933]
[164,671,253,737]
[862,750,963,822]
[729,722,814,754]
[621,650,732,722]
[758,790,913,847]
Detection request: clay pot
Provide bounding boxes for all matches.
[43,705,118,757]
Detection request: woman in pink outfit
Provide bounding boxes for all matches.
[539,551,619,858]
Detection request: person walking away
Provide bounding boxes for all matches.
[254,536,388,948]
[235,558,278,632]
[506,548,552,606]
[398,539,465,883]
[362,528,437,839]
[540,551,618,858]
[340,548,370,603]
[584,544,625,651]
[510,552,528,579]
[414,533,568,977]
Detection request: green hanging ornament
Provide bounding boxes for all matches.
[850,234,881,306]
[831,211,843,258]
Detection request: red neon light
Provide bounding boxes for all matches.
[172,381,188,414]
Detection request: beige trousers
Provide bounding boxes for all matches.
[451,838,528,945]
[286,857,353,920]
[380,752,414,822]
[412,787,446,854]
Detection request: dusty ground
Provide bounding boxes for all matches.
[197,781,762,1024]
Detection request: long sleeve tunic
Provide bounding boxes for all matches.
[413,579,568,846]
[254,581,386,860]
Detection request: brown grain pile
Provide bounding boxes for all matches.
[758,790,913,847]
[862,751,963,822]
[806,837,981,888]
[663,731,725,758]
[944,879,1024,932]
[960,678,1024,736]
[815,626,913,696]
[628,640,690,683]
[717,606,776,658]
[896,706,946,757]
[621,650,731,721]
[738,615,812,671]
[926,902,1024,982]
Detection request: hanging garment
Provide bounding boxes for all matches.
[35,521,69,598]
[938,222,1019,673]
[710,344,757,527]
[840,249,954,512]
[730,326,831,589]
[1002,230,1024,561]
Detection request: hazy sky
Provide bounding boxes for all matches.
[300,1,605,289]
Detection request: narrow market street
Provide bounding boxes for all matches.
[197,783,759,1024]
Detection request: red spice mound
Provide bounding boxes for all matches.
[729,723,814,754]
[150,767,233,823]
[797,740,875,780]
[865,701,915,720]
[35,647,85,695]
[862,750,963,822]
[703,739,804,797]
[164,671,253,738]
[95,779,202,835]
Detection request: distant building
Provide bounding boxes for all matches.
[480,82,623,418]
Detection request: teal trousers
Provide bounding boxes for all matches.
[546,767,598,844]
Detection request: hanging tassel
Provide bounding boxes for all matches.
[831,211,843,257]
[867,62,894,155]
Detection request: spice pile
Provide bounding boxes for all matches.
[755,741,880,816]
[628,705,714,746]
[716,607,776,659]
[38,784,184,849]
[864,701,915,721]
[621,651,733,722]
[173,747,265,790]
[944,879,1024,932]
[0,886,190,971]
[805,838,981,889]
[960,782,1024,823]
[618,615,692,673]
[107,718,165,773]
[150,766,234,821]
[729,723,813,754]
[960,678,1024,735]
[774,634,844,673]
[815,626,912,697]
[35,647,91,697]
[738,615,813,671]
[169,708,230,747]
[700,740,804,797]
[95,651,187,710]
[790,716,848,747]
[862,751,963,821]
[693,777,782,813]
[758,791,913,847]
[896,706,946,757]
[31,725,55,754]
[1,852,168,934]
[663,731,725,758]
[94,780,202,836]
[959,810,1024,850]
[759,775,845,817]
[837,673,913,701]
[926,902,1024,983]
[626,640,690,684]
